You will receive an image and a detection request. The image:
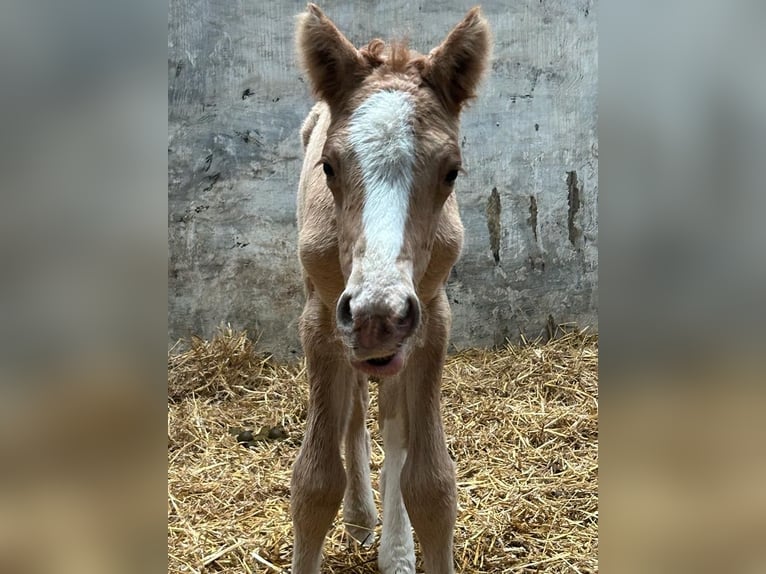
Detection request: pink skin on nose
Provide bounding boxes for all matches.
[355,316,387,350]
[354,314,405,350]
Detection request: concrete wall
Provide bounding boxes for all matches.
[168,0,598,358]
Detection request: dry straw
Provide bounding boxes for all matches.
[168,325,598,573]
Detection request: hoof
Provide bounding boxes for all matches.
[378,536,415,574]
[378,557,416,574]
[345,523,377,549]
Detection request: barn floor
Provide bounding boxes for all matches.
[168,327,598,573]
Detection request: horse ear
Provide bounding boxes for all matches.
[296,4,366,108]
[426,7,491,112]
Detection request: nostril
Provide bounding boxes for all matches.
[337,292,353,328]
[398,295,421,335]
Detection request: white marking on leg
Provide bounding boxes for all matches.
[379,414,415,573]
[347,90,415,314]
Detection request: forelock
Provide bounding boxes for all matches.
[360,40,428,76]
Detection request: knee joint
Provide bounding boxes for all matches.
[400,461,456,516]
[292,451,346,510]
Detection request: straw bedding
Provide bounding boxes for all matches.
[168,326,598,573]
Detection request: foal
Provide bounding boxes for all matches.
[291,5,490,573]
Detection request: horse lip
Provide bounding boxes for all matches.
[350,349,405,377]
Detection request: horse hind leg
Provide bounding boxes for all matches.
[378,380,416,574]
[342,373,378,547]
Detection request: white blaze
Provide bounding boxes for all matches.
[348,90,415,265]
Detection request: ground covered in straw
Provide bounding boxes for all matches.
[168,328,598,573]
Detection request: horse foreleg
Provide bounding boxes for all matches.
[291,299,350,573]
[400,292,456,573]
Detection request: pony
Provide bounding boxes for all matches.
[291,4,490,572]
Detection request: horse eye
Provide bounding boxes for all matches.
[322,162,335,178]
[445,169,459,184]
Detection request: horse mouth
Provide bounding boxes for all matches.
[351,350,405,377]
[366,355,394,367]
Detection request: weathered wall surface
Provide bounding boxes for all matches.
[168,0,598,358]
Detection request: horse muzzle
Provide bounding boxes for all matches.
[336,289,421,376]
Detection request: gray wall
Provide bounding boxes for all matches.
[168,0,598,359]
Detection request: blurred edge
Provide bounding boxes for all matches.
[0,1,167,573]
[601,1,766,573]
[0,0,765,573]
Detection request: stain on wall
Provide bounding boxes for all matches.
[528,195,539,243]
[168,0,598,356]
[487,187,502,264]
[567,170,582,247]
